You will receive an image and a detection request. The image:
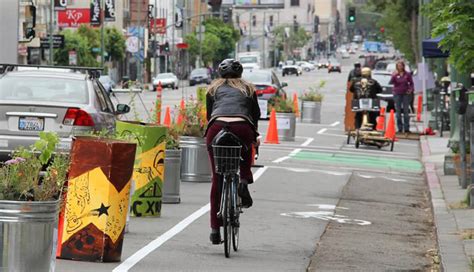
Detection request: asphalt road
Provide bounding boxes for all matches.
[56,53,436,271]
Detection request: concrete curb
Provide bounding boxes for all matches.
[420,136,471,272]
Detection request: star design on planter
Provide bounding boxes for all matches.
[93,203,110,217]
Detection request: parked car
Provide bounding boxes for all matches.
[342,51,350,59]
[282,65,302,77]
[189,68,212,86]
[317,59,329,69]
[372,71,395,111]
[242,69,287,101]
[99,75,116,95]
[153,73,179,90]
[296,61,315,72]
[385,62,411,74]
[328,60,342,73]
[0,64,130,161]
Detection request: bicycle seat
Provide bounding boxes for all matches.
[212,127,244,148]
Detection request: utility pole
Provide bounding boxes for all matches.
[49,0,54,65]
[154,0,158,76]
[262,12,266,68]
[198,1,203,68]
[137,0,142,82]
[248,11,252,52]
[100,0,105,67]
[171,0,175,73]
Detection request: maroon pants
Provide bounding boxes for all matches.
[206,121,255,229]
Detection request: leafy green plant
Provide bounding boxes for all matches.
[176,99,207,137]
[301,80,325,102]
[165,125,180,150]
[0,132,69,201]
[268,96,295,113]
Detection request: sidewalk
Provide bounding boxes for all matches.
[420,132,473,271]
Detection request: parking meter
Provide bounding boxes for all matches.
[448,88,461,148]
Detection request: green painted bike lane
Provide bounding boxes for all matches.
[292,151,423,173]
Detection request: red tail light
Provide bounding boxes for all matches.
[256,86,277,95]
[63,108,95,126]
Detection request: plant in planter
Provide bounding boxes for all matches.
[0,132,69,271]
[300,80,325,124]
[268,96,297,141]
[176,99,212,182]
[163,125,182,203]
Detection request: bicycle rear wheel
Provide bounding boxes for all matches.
[223,180,231,258]
[231,180,240,251]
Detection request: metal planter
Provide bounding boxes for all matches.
[301,101,322,124]
[0,200,59,272]
[180,136,212,183]
[276,112,296,141]
[163,149,182,203]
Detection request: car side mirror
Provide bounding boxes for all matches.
[116,104,130,115]
[281,82,288,88]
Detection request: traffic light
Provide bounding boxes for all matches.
[348,7,356,23]
[293,20,299,33]
[163,42,170,52]
[314,16,319,33]
[222,8,231,24]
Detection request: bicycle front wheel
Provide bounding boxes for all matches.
[223,179,232,258]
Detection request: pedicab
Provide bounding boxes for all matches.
[346,97,395,151]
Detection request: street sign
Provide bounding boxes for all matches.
[104,0,115,22]
[57,9,90,28]
[68,50,77,65]
[126,36,139,53]
[150,18,166,34]
[54,0,67,10]
[40,35,65,49]
[176,43,188,49]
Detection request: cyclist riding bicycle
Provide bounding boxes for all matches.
[205,59,261,245]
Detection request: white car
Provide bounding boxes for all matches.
[342,51,350,59]
[242,63,260,70]
[153,73,179,90]
[296,61,315,72]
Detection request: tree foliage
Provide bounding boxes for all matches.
[422,1,474,73]
[185,18,240,66]
[272,25,310,60]
[366,0,420,64]
[55,25,126,67]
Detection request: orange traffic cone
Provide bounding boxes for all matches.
[293,93,300,117]
[376,107,386,131]
[384,109,397,141]
[177,98,186,125]
[265,109,279,144]
[416,95,422,122]
[163,106,171,127]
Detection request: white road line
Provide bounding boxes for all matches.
[272,156,290,163]
[301,137,314,147]
[290,148,302,156]
[317,128,328,134]
[114,167,268,272]
[330,121,340,127]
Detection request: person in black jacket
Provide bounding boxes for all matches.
[350,67,383,129]
[205,59,260,244]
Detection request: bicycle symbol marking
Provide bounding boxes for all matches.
[280,204,372,226]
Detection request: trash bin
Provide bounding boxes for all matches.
[180,136,212,183]
[116,121,167,217]
[57,136,136,262]
[276,112,296,141]
[163,149,182,203]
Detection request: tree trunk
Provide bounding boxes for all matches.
[410,8,420,64]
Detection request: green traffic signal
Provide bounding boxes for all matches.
[349,16,355,22]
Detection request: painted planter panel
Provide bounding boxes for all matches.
[163,149,182,204]
[180,136,212,182]
[116,121,167,217]
[57,137,136,262]
[275,112,296,141]
[0,200,59,271]
[301,101,321,124]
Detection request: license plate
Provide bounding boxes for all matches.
[19,117,44,131]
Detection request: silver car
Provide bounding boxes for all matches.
[0,65,130,160]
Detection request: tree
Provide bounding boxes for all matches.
[54,29,98,67]
[185,17,240,66]
[105,27,126,62]
[366,0,420,64]
[272,25,310,60]
[422,1,474,73]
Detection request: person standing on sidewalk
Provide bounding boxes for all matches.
[389,60,414,133]
[344,62,362,131]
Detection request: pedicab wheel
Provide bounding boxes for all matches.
[346,131,351,144]
[390,139,394,152]
[355,130,360,149]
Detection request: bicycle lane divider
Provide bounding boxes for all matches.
[272,148,302,163]
[113,166,269,272]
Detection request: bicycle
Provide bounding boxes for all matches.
[212,131,244,258]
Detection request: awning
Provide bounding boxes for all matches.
[422,36,449,58]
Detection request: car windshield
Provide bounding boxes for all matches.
[191,69,208,76]
[386,63,411,73]
[242,71,271,84]
[239,56,258,64]
[0,76,88,104]
[156,73,174,79]
[99,76,111,83]
[372,73,392,86]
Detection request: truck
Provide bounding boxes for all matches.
[236,51,261,70]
